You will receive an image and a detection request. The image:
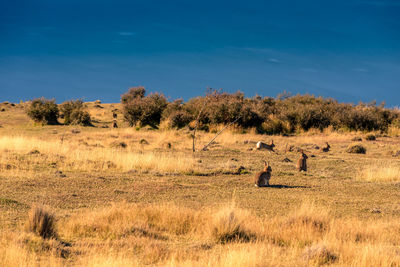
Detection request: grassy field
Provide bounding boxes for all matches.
[1,101,400,266]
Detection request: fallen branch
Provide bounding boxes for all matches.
[201,117,241,151]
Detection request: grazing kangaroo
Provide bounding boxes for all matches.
[254,161,272,187]
[256,140,275,151]
[321,142,330,152]
[296,150,308,172]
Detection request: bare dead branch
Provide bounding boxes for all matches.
[201,116,241,151]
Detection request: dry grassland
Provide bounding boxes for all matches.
[1,102,400,266]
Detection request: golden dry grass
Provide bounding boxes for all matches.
[355,161,400,182]
[3,201,400,266]
[2,102,400,266]
[0,135,198,174]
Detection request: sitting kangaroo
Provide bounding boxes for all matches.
[256,140,275,151]
[321,142,330,152]
[296,150,308,172]
[254,161,272,187]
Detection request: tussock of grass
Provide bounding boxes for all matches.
[365,134,376,141]
[63,203,202,239]
[25,205,57,239]
[346,144,366,154]
[286,201,330,232]
[302,242,337,265]
[210,204,255,244]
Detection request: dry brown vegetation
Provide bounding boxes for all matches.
[2,101,400,266]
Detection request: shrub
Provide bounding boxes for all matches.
[121,86,146,104]
[60,100,91,126]
[260,115,289,135]
[70,110,91,126]
[25,205,57,239]
[162,100,193,129]
[346,144,366,154]
[351,136,362,141]
[26,97,59,125]
[121,88,400,134]
[122,87,167,128]
[185,90,262,129]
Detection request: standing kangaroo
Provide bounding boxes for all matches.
[254,161,272,187]
[256,140,275,151]
[296,150,308,172]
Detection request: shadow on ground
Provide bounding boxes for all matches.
[261,184,310,189]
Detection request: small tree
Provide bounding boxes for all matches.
[26,97,59,125]
[60,99,92,126]
[121,86,146,104]
[122,87,167,127]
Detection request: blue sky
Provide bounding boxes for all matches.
[1,0,400,105]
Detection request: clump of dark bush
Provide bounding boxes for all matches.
[26,97,59,125]
[365,134,376,141]
[60,100,91,126]
[121,87,167,128]
[346,144,367,154]
[185,90,263,130]
[162,99,193,129]
[120,87,400,134]
[121,86,146,104]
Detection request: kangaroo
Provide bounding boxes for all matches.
[296,150,308,172]
[254,161,272,187]
[321,142,330,152]
[256,140,275,151]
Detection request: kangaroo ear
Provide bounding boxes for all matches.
[264,161,267,166]
[267,161,270,167]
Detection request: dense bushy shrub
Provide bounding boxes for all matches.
[122,87,167,127]
[121,87,400,134]
[26,97,59,125]
[121,86,146,104]
[60,100,91,126]
[185,90,262,129]
[162,100,193,128]
[70,109,91,126]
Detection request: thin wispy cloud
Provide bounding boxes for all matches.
[117,31,136,36]
[268,58,281,63]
